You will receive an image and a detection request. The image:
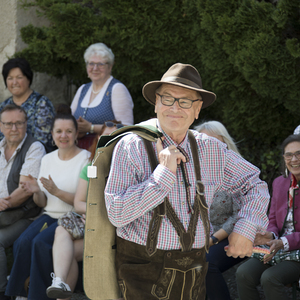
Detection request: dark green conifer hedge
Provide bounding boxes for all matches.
[17,0,300,186]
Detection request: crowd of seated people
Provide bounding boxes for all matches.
[0,48,132,300]
[1,52,300,300]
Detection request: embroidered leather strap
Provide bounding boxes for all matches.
[143,139,165,256]
[188,131,210,252]
[143,131,210,255]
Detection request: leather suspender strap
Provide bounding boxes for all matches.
[143,139,166,256]
[143,131,210,255]
[188,131,210,252]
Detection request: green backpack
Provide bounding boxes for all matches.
[83,121,162,300]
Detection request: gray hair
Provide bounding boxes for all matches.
[195,121,240,155]
[84,43,115,65]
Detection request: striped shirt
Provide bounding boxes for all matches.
[105,121,269,250]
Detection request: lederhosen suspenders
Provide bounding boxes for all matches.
[116,131,210,300]
[144,131,210,255]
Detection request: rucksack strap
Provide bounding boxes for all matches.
[143,131,210,256]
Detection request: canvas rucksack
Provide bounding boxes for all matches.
[83,121,162,300]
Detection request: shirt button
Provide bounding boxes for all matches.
[182,202,185,205]
[295,221,298,224]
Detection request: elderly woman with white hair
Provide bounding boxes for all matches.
[195,121,244,300]
[71,42,134,149]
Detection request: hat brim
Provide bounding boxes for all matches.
[142,81,216,109]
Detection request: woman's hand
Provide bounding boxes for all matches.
[20,174,40,194]
[262,239,284,264]
[40,175,59,196]
[254,231,273,246]
[77,116,92,135]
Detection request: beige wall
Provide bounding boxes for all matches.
[0,0,70,107]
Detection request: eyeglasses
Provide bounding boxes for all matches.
[86,62,108,69]
[0,121,26,129]
[156,93,200,109]
[105,122,124,129]
[283,151,300,161]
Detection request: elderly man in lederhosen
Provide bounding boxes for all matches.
[105,63,270,300]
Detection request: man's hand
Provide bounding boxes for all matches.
[156,138,186,174]
[0,197,11,211]
[254,231,273,246]
[226,232,253,258]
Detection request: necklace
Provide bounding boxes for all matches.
[92,84,102,94]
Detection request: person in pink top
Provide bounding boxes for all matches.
[236,134,300,300]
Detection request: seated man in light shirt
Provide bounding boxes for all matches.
[0,104,45,300]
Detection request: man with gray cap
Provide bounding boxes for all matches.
[105,63,269,299]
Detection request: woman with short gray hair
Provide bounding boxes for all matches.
[71,43,134,149]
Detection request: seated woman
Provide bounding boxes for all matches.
[195,121,244,300]
[71,42,134,150]
[5,113,90,300]
[1,58,56,152]
[46,121,122,299]
[236,134,300,300]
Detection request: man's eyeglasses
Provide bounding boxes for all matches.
[0,121,26,129]
[105,122,124,129]
[86,62,108,69]
[156,93,200,109]
[283,151,300,161]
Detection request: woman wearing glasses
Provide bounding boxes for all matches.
[236,134,300,300]
[71,43,134,150]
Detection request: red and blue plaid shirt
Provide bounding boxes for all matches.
[105,120,269,250]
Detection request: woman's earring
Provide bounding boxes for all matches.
[51,140,55,146]
[285,167,289,177]
[75,139,78,145]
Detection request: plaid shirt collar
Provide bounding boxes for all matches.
[156,119,190,150]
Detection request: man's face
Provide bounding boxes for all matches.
[0,110,27,145]
[155,84,202,142]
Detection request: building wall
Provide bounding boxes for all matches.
[0,0,70,108]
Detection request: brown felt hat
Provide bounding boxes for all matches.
[142,63,216,109]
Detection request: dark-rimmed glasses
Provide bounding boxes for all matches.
[0,121,26,129]
[105,121,124,129]
[86,62,108,69]
[283,151,300,161]
[156,93,200,109]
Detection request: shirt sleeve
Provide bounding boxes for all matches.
[19,141,46,179]
[34,96,56,146]
[222,150,270,242]
[105,135,176,227]
[70,85,84,114]
[111,83,134,125]
[79,164,90,181]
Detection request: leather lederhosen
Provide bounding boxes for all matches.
[116,131,210,300]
